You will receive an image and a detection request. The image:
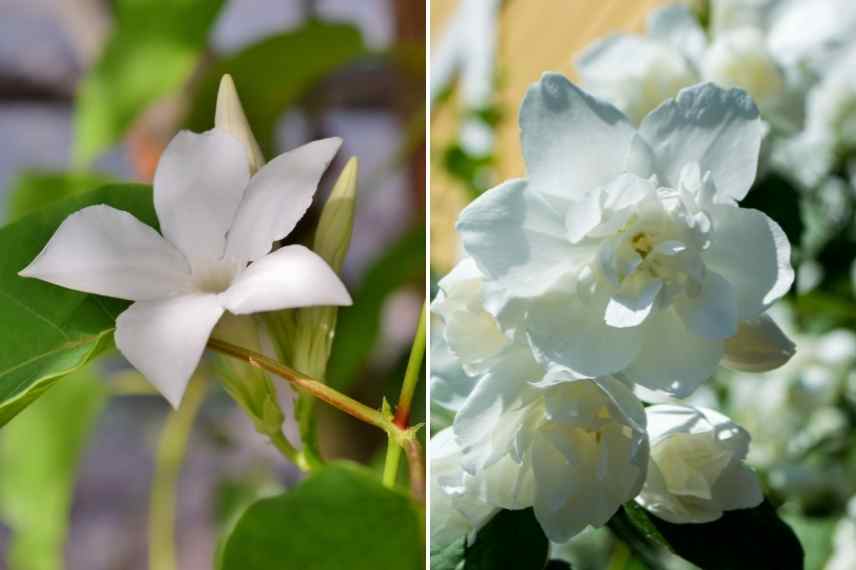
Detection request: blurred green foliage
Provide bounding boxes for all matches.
[0,367,106,570]
[186,21,367,156]
[74,0,226,165]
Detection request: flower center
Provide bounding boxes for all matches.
[631,232,654,259]
[192,258,241,294]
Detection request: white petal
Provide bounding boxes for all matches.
[154,129,250,265]
[703,205,794,318]
[222,245,351,315]
[711,462,763,512]
[457,179,579,297]
[520,72,635,199]
[115,294,224,407]
[639,83,764,202]
[675,270,738,339]
[625,309,723,397]
[526,290,642,378]
[225,138,341,264]
[605,277,663,328]
[19,205,191,301]
[647,5,708,62]
[721,314,796,372]
[565,191,602,243]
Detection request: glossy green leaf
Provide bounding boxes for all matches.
[0,366,107,570]
[73,0,226,165]
[0,184,155,426]
[6,170,117,221]
[326,225,426,391]
[186,21,367,157]
[219,462,424,570]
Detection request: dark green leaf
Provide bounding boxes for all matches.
[783,514,837,570]
[0,366,107,570]
[219,462,424,570]
[326,225,426,391]
[621,500,804,570]
[743,172,804,247]
[0,184,155,426]
[6,170,117,221]
[431,509,549,570]
[74,0,226,164]
[186,21,367,157]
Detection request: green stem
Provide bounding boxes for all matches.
[383,303,426,492]
[382,439,403,488]
[269,429,305,469]
[149,375,207,570]
[207,337,425,500]
[393,303,426,429]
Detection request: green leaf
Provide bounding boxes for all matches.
[6,170,117,221]
[0,184,155,426]
[0,366,107,570]
[186,21,367,157]
[219,462,424,570]
[73,0,226,165]
[616,500,805,570]
[326,226,426,391]
[431,509,550,570]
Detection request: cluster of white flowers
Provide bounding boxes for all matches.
[575,0,856,196]
[431,72,797,546]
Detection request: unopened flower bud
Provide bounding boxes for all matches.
[215,74,265,174]
[721,314,796,372]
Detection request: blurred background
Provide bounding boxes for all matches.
[0,1,425,569]
[431,1,856,569]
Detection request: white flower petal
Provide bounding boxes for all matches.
[647,5,708,62]
[639,83,764,202]
[625,309,723,397]
[703,205,794,318]
[711,462,764,512]
[115,294,224,407]
[675,270,738,339]
[520,72,635,199]
[154,129,250,265]
[565,191,602,243]
[225,138,341,263]
[19,205,191,301]
[457,179,579,297]
[605,277,663,328]
[526,290,642,378]
[222,245,351,315]
[722,314,795,372]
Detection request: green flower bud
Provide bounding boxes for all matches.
[215,74,265,175]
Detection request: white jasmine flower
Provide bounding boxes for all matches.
[577,4,792,125]
[430,427,499,548]
[636,404,763,523]
[457,75,794,398]
[768,0,856,71]
[20,130,352,407]
[454,371,648,542]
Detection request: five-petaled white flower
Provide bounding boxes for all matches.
[636,404,763,523]
[457,74,794,398]
[20,129,352,407]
